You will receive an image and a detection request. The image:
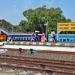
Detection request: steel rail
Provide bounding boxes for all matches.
[0,56,75,74]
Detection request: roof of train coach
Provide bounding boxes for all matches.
[0,29,8,35]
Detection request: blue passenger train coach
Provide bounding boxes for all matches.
[8,34,41,42]
[57,34,75,43]
[48,34,75,43]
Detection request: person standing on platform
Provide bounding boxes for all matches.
[41,33,46,42]
[51,31,56,42]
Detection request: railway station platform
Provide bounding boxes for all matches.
[1,44,75,52]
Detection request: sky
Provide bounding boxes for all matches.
[0,0,75,25]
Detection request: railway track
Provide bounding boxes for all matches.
[0,55,75,74]
[0,48,75,74]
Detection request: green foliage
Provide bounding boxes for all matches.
[22,6,71,33]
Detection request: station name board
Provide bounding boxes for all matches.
[58,23,75,32]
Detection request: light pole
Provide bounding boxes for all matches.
[44,22,48,39]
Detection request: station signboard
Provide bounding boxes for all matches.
[57,23,75,32]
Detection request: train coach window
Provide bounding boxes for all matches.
[22,37,25,41]
[70,39,73,42]
[16,38,20,41]
[63,39,66,42]
[59,39,62,42]
[72,39,74,42]
[20,38,23,41]
[14,37,16,40]
[67,39,69,42]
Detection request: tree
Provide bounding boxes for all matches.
[22,6,71,33]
